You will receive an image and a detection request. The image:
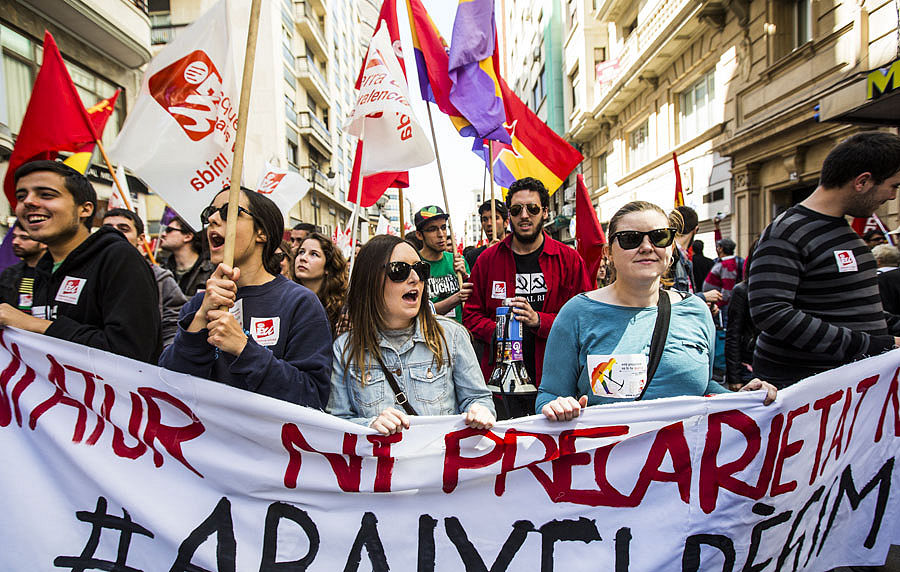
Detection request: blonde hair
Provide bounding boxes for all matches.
[606,201,683,287]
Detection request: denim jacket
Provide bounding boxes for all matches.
[327,316,495,426]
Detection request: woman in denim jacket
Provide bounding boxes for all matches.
[328,235,495,435]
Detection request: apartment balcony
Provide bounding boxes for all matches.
[302,166,351,215]
[295,1,327,60]
[150,13,187,46]
[298,112,332,158]
[26,0,152,67]
[296,55,329,105]
[590,0,705,119]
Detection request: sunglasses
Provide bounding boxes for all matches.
[385,261,431,282]
[161,225,184,234]
[200,205,256,226]
[508,204,543,217]
[611,228,677,250]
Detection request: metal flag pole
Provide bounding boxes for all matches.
[424,101,464,284]
[223,0,262,268]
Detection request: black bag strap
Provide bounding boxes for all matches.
[636,290,672,401]
[372,350,418,416]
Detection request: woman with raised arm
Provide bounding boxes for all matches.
[159,187,332,408]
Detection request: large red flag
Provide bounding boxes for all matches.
[3,32,98,204]
[673,152,685,208]
[348,0,408,207]
[575,174,606,284]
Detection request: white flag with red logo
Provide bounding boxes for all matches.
[345,26,433,175]
[255,162,311,219]
[109,0,237,229]
[375,214,397,236]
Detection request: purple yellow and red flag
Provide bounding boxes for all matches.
[3,32,99,205]
[472,77,583,195]
[63,90,120,174]
[406,0,476,137]
[447,0,509,144]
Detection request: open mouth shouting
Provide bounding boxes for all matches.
[208,230,225,250]
[402,288,420,304]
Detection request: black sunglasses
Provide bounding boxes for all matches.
[161,225,185,234]
[611,228,677,250]
[508,204,543,217]
[385,261,431,282]
[200,204,256,226]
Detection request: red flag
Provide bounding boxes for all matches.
[673,152,685,208]
[63,90,121,173]
[3,32,98,205]
[575,174,606,284]
[348,0,409,207]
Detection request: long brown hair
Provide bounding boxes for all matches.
[341,235,448,378]
[295,232,348,337]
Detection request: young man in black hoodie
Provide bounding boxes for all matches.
[0,160,161,363]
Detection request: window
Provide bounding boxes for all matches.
[703,188,724,203]
[286,139,298,166]
[2,25,124,145]
[770,0,812,59]
[597,153,607,188]
[628,120,650,170]
[532,66,546,108]
[593,47,606,66]
[679,69,716,142]
[284,95,297,125]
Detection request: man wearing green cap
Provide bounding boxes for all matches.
[414,205,471,322]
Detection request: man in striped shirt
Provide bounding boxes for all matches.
[749,132,900,387]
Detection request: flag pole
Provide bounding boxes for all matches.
[348,125,366,272]
[94,139,157,265]
[488,141,497,244]
[424,102,464,283]
[223,0,262,268]
[398,187,405,236]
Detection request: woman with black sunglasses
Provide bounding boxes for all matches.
[327,235,495,435]
[159,187,333,408]
[536,201,776,421]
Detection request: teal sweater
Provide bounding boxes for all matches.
[536,292,727,412]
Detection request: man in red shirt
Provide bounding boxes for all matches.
[463,177,591,418]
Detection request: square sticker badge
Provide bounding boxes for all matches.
[491,281,507,299]
[834,250,858,273]
[55,277,87,305]
[250,317,280,346]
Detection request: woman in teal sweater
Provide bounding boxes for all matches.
[537,201,776,421]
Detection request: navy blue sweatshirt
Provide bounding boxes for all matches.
[159,275,332,408]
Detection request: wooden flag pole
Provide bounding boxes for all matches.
[488,140,497,244]
[424,102,465,284]
[223,0,262,268]
[398,187,405,236]
[94,139,156,265]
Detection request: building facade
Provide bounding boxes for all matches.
[1,0,152,227]
[715,0,900,253]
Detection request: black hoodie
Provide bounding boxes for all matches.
[32,227,162,363]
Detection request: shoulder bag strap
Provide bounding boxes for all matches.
[636,290,672,401]
[372,350,419,416]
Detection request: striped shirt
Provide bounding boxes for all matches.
[748,205,898,385]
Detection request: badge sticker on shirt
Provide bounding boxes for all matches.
[586,354,647,399]
[18,293,32,308]
[491,281,507,299]
[55,277,87,305]
[250,317,280,346]
[834,250,858,272]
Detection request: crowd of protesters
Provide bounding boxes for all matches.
[2,131,900,440]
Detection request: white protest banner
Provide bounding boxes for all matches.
[256,161,311,219]
[109,0,237,230]
[346,26,434,175]
[1,327,899,570]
